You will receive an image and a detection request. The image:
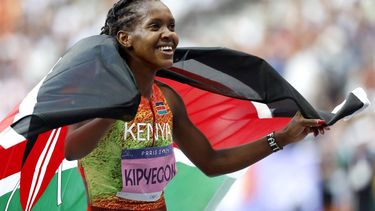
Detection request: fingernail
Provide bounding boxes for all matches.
[317,120,326,125]
[314,130,318,137]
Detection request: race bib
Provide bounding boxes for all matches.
[117,145,176,202]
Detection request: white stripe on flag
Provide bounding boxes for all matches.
[25,129,56,211]
[332,87,371,121]
[26,128,61,211]
[173,147,248,211]
[173,148,194,167]
[352,87,370,106]
[252,102,272,118]
[0,160,78,197]
[14,77,45,124]
[14,58,61,124]
[0,71,46,149]
[57,164,62,205]
[225,166,248,179]
[60,159,78,170]
[0,126,26,149]
[0,173,20,196]
[5,179,19,211]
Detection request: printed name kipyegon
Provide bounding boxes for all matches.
[124,163,176,186]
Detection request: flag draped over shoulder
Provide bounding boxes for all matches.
[0,35,370,211]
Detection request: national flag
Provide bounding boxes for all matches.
[155,102,168,116]
[0,81,289,211]
[0,35,370,211]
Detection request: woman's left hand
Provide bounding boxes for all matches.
[276,111,330,146]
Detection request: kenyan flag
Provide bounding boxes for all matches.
[0,79,290,211]
[0,35,369,211]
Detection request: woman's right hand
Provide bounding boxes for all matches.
[64,118,116,160]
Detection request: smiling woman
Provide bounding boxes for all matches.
[62,0,329,211]
[65,1,180,210]
[114,0,179,84]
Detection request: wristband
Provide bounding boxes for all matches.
[266,132,282,152]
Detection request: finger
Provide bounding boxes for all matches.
[303,127,309,135]
[301,119,326,127]
[318,126,324,135]
[314,126,330,136]
[293,111,304,120]
[323,126,331,134]
[309,128,318,137]
[305,126,317,136]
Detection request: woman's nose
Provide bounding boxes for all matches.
[161,27,175,39]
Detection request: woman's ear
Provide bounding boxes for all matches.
[117,30,132,48]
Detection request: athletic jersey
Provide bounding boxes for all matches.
[79,83,175,210]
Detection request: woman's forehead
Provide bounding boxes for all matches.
[138,1,174,21]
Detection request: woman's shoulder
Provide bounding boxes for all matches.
[155,80,178,98]
[155,80,186,115]
[155,80,172,90]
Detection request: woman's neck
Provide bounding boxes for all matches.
[128,61,157,100]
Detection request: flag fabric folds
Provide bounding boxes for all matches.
[0,35,370,211]
[158,47,369,125]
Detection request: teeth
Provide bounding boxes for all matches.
[159,46,173,51]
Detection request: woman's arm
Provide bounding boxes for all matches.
[64,118,116,160]
[159,83,327,177]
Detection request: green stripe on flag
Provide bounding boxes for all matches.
[165,162,235,211]
[1,163,234,211]
[0,168,87,211]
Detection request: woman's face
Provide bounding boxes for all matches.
[119,1,179,71]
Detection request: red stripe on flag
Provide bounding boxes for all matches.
[0,103,24,180]
[0,103,20,132]
[156,105,166,111]
[157,78,291,149]
[20,126,67,211]
[0,141,26,179]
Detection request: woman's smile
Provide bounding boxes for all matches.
[156,44,175,58]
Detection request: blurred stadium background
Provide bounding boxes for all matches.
[0,0,374,210]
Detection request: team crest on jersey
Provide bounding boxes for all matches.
[155,101,167,115]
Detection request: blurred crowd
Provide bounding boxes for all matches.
[0,0,374,210]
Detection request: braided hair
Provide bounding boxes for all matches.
[101,0,158,36]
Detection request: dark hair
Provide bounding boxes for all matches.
[101,0,158,36]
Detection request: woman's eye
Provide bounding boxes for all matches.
[169,23,175,31]
[149,24,160,30]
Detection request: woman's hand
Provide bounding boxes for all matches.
[64,118,116,160]
[160,82,331,176]
[276,111,329,147]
